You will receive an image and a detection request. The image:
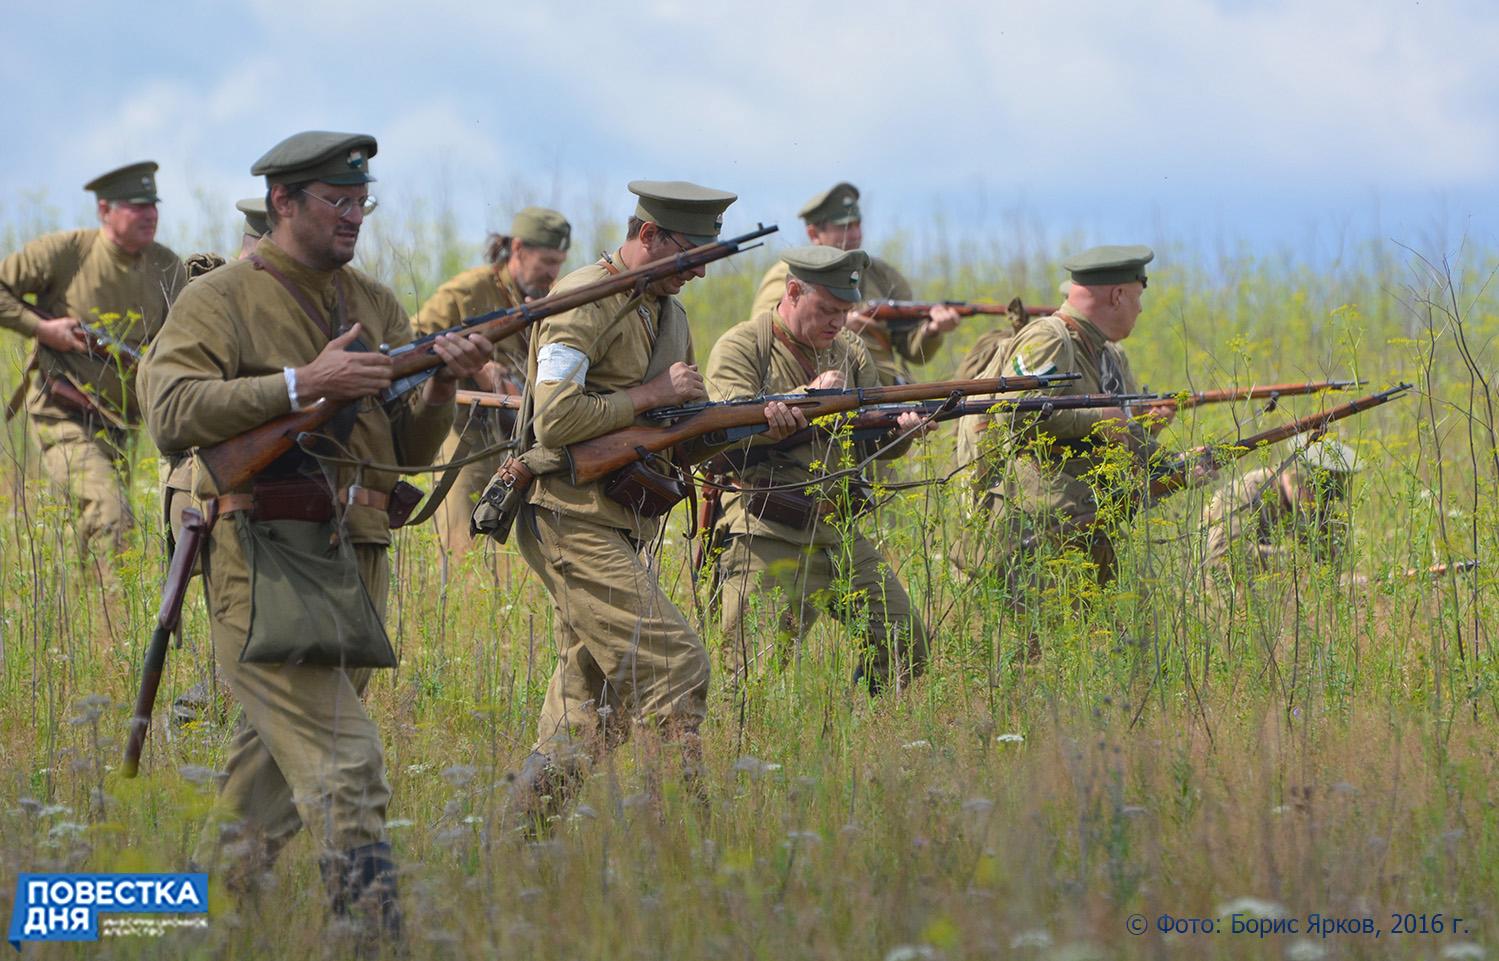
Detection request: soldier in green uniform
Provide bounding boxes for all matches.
[506,181,801,823]
[1203,438,1357,575]
[0,162,185,556]
[412,206,571,556]
[749,182,960,386]
[140,131,489,942]
[958,246,1182,586]
[707,246,931,692]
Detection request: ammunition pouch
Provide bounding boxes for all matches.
[471,455,537,544]
[744,483,874,531]
[604,459,688,518]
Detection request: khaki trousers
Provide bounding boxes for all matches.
[516,505,709,759]
[193,515,391,877]
[33,413,133,555]
[717,531,928,689]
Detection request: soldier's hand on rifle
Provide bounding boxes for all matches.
[296,323,395,402]
[36,316,87,353]
[808,370,846,390]
[895,410,936,438]
[1132,402,1177,434]
[425,331,492,403]
[634,361,705,411]
[923,304,962,335]
[843,310,876,335]
[763,400,807,442]
[471,360,505,393]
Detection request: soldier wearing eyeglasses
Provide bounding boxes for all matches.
[140,130,489,948]
[0,162,186,558]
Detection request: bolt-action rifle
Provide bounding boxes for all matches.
[1127,379,1363,413]
[1028,383,1411,547]
[860,298,1057,335]
[569,372,1081,486]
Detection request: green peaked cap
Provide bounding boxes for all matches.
[251,131,378,186]
[1063,244,1154,286]
[628,180,737,246]
[511,206,571,251]
[84,162,160,203]
[235,197,269,238]
[799,181,860,226]
[781,245,870,303]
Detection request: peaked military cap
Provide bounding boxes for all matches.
[251,131,378,186]
[1063,245,1154,287]
[799,182,861,226]
[628,180,737,246]
[235,197,270,239]
[781,245,870,303]
[85,162,160,203]
[511,206,571,251]
[1296,438,1360,474]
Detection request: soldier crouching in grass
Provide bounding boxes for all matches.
[704,246,932,695]
[140,130,489,948]
[502,181,804,829]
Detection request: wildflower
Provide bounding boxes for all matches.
[386,819,413,830]
[901,739,931,750]
[883,946,937,961]
[405,763,431,774]
[1009,929,1052,949]
[441,764,478,787]
[996,733,1025,744]
[1285,941,1327,961]
[1216,897,1288,918]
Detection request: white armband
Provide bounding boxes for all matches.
[283,367,300,409]
[536,343,589,386]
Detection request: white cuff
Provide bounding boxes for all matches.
[283,367,300,409]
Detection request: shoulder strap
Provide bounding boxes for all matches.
[250,254,336,340]
[770,320,819,381]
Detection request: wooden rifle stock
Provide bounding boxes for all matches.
[454,389,523,411]
[193,224,777,492]
[123,504,215,777]
[566,375,1071,485]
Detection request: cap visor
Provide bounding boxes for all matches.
[318,173,377,186]
[826,285,862,303]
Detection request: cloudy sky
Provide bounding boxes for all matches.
[5,0,1497,267]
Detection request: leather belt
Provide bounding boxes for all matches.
[218,478,389,523]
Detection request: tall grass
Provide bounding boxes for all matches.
[0,191,1496,958]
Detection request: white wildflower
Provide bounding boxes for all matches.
[996,733,1025,744]
[1285,940,1327,961]
[901,739,931,750]
[1217,897,1288,918]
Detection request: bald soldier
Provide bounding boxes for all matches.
[1204,438,1357,575]
[0,162,185,556]
[707,246,930,692]
[505,181,802,825]
[959,246,1181,586]
[141,131,489,943]
[750,182,959,386]
[412,207,571,556]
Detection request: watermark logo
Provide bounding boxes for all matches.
[7,873,207,948]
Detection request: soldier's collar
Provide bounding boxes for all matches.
[1059,302,1108,346]
[254,237,339,295]
[97,229,141,264]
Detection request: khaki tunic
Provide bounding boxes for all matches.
[704,312,927,688]
[518,250,710,757]
[140,237,452,872]
[411,263,528,554]
[1203,465,1346,573]
[958,304,1156,583]
[0,229,185,551]
[749,257,947,385]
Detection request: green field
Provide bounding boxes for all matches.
[2,201,1497,959]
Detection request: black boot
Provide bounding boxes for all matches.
[322,842,403,955]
